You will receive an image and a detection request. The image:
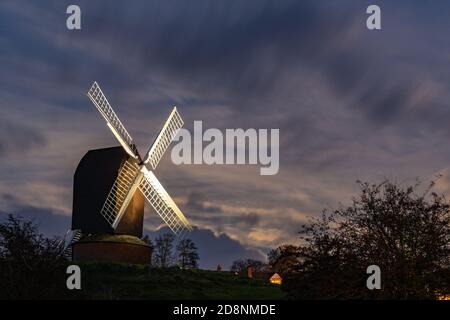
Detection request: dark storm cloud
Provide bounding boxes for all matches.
[3,0,444,137]
[189,209,261,230]
[185,191,221,213]
[237,212,260,227]
[0,2,360,114]
[72,0,435,127]
[74,0,335,105]
[184,191,260,228]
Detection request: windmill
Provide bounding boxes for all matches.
[63,82,192,263]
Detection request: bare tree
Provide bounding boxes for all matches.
[176,238,199,269]
[153,233,175,268]
[230,259,247,273]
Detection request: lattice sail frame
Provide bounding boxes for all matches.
[87,82,139,159]
[139,168,192,237]
[100,159,141,226]
[143,107,184,169]
[88,82,192,237]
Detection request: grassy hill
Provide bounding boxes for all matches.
[69,262,287,300]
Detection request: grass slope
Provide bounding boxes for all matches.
[69,262,286,300]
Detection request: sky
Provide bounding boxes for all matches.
[1,1,450,269]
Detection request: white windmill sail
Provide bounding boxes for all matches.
[87,82,139,159]
[143,107,184,169]
[100,158,141,227]
[139,168,192,237]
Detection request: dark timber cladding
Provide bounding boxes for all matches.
[72,146,144,237]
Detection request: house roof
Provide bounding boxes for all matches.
[270,273,282,280]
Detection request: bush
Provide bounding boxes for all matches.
[0,214,69,299]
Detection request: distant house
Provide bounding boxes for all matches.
[437,293,450,300]
[269,273,282,285]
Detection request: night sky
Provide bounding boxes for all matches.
[2,1,450,269]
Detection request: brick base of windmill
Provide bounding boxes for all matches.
[72,234,152,265]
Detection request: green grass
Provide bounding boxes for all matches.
[68,262,287,300]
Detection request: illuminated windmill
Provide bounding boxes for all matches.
[63,82,192,263]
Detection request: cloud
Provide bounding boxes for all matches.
[0,182,72,216]
[0,119,46,158]
[238,212,260,228]
[0,203,70,238]
[185,191,222,213]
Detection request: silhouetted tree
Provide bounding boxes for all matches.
[230,259,246,273]
[283,180,450,299]
[153,233,175,268]
[246,259,265,272]
[0,214,68,299]
[268,244,300,276]
[176,238,199,269]
[231,258,265,273]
